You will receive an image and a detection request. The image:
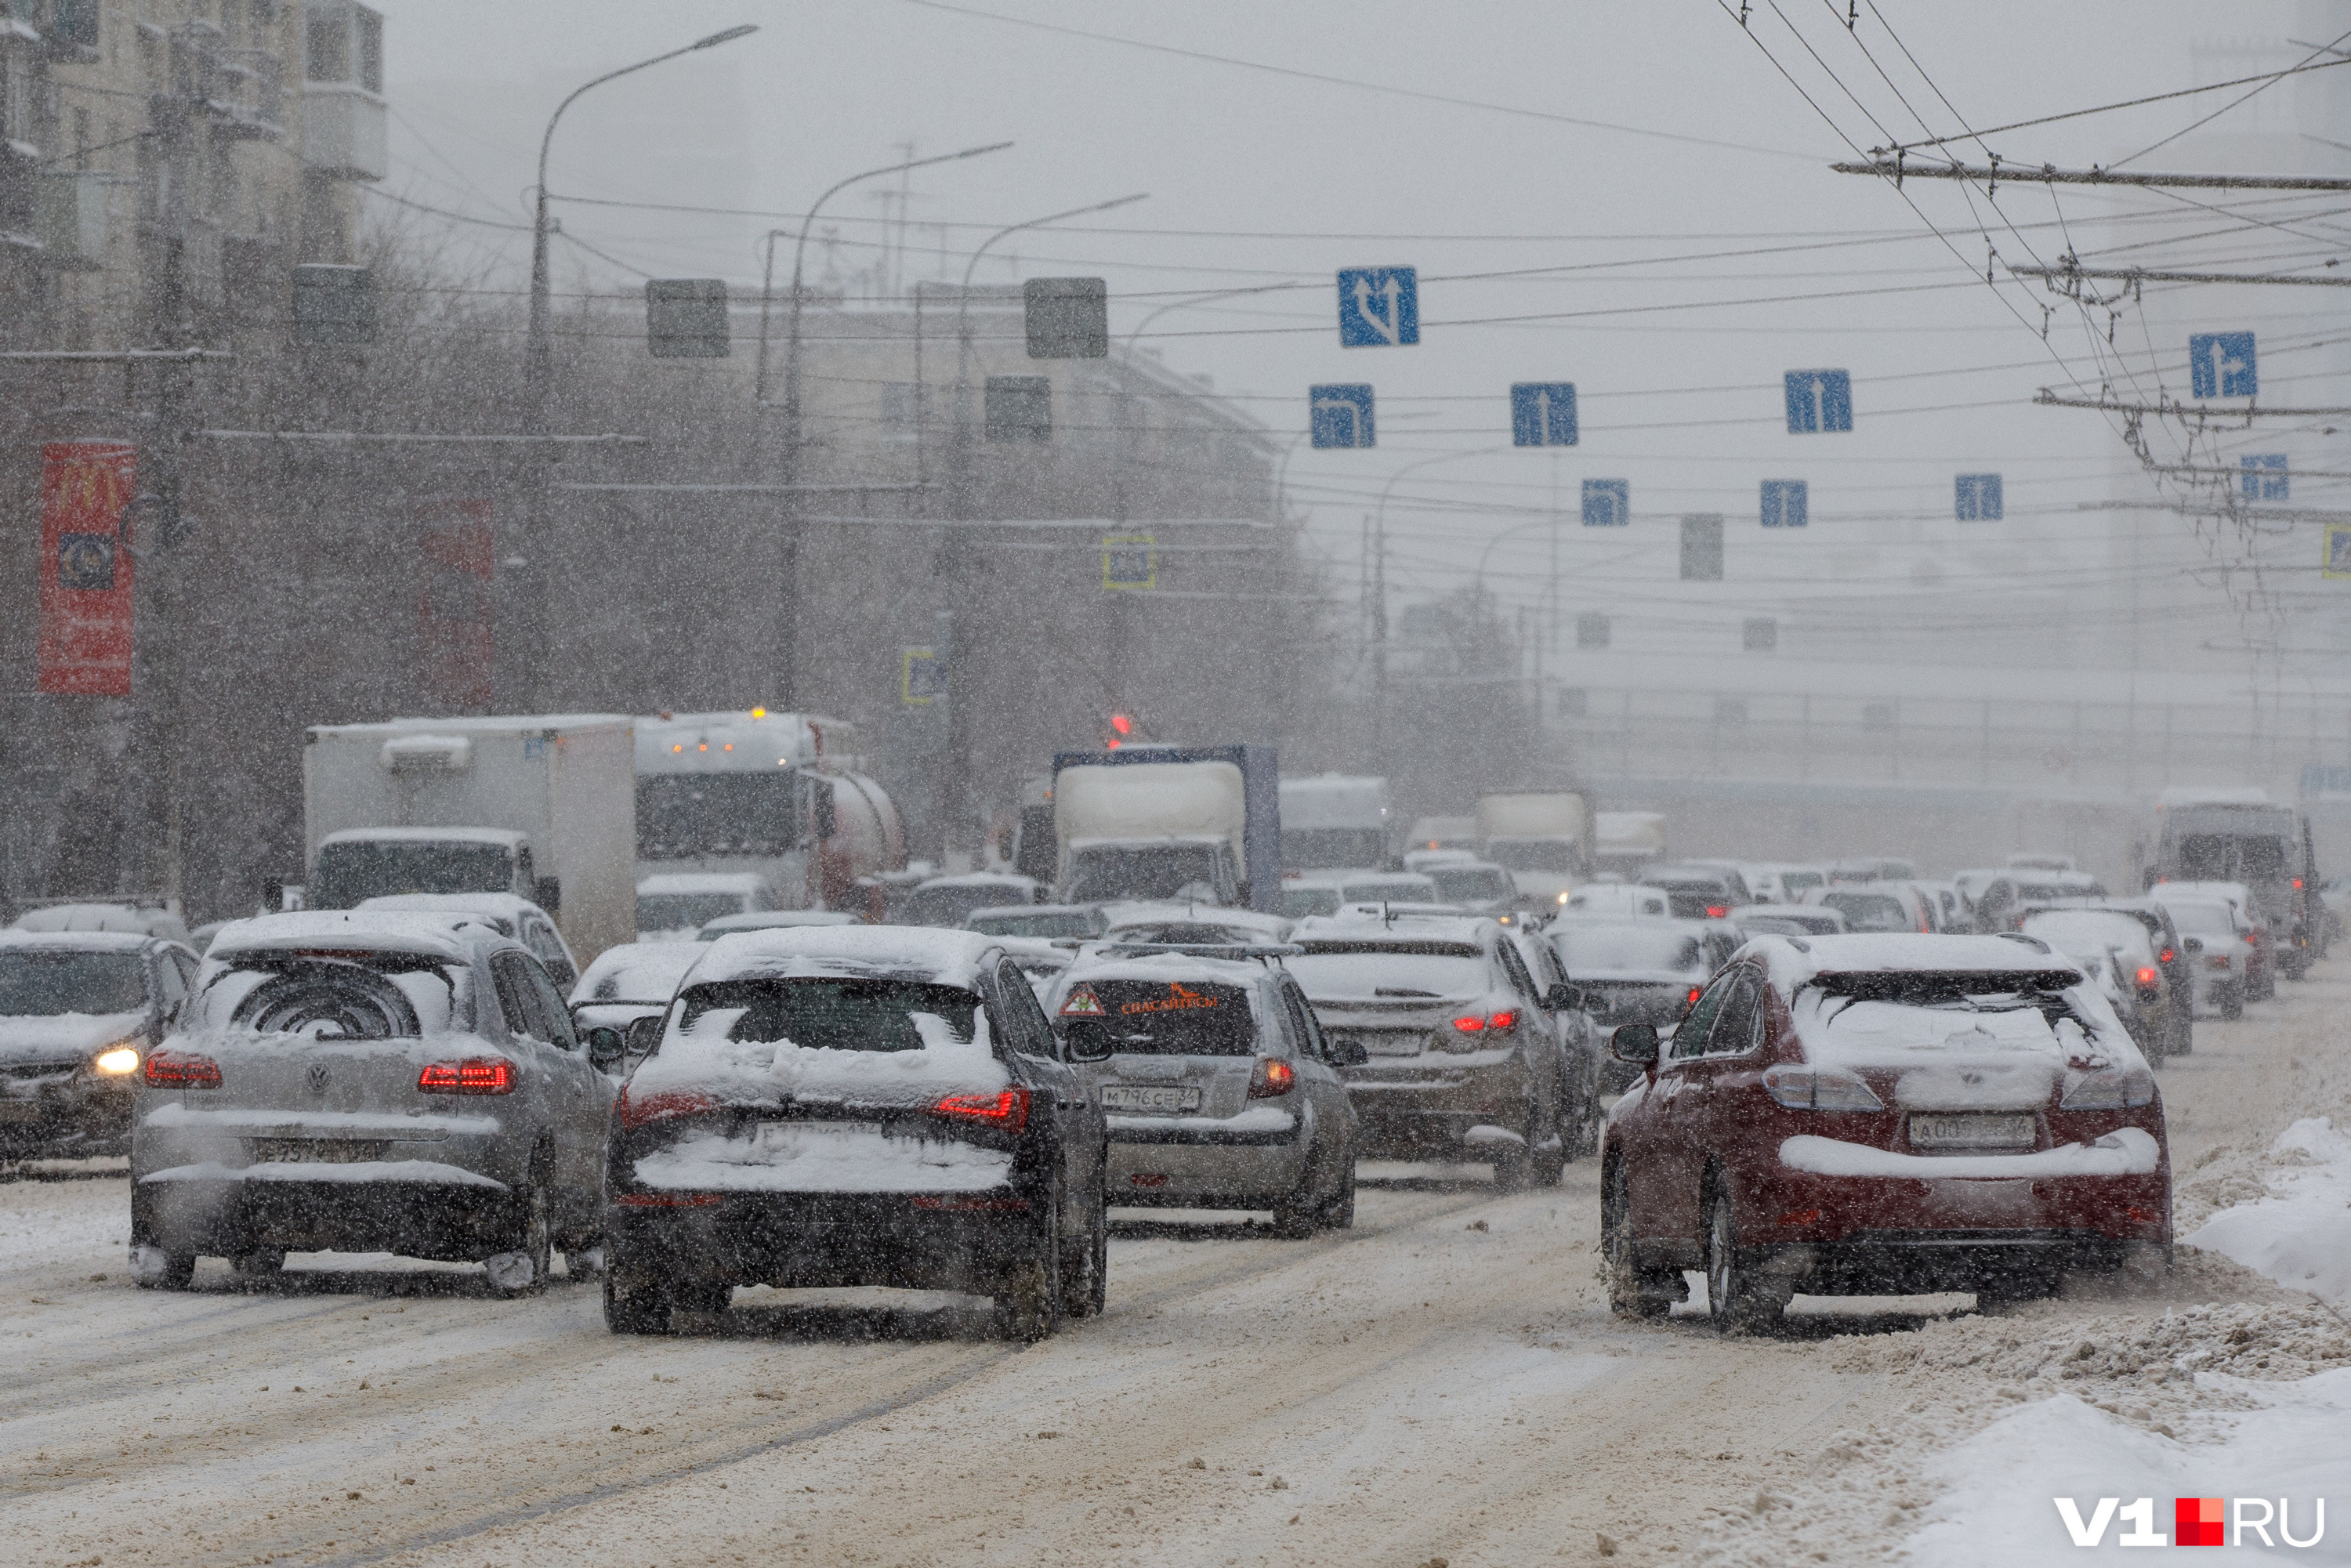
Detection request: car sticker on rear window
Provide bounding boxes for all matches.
[1060,984,1105,1016]
[1120,982,1222,1016]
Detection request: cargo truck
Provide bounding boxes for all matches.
[1278,773,1393,871]
[1593,811,1668,881]
[301,715,636,963]
[2145,787,2317,978]
[1050,744,1281,912]
[1477,791,1593,907]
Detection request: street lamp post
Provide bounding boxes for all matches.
[1367,447,1507,759]
[524,24,757,422]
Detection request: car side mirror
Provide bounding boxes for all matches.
[1331,1038,1371,1067]
[1545,982,1584,1012]
[1063,1027,1113,1065]
[2183,936,2203,954]
[624,1015,665,1059]
[1609,1023,1660,1066]
[583,1026,626,1071]
[533,875,563,917]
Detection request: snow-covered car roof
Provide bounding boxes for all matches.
[689,925,1003,990]
[0,928,166,954]
[994,936,1078,966]
[1065,833,1229,851]
[570,940,707,1005]
[357,893,550,935]
[1055,948,1275,997]
[637,871,767,895]
[1745,932,2077,990]
[1291,911,1496,947]
[205,910,500,962]
[1106,906,1294,940]
[915,871,1038,890]
[317,825,528,849]
[8,903,190,942]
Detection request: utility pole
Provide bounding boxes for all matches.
[1371,514,1387,762]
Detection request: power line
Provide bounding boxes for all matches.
[1833,160,2351,193]
[1876,53,2351,156]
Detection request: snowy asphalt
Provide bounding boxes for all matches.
[1,965,2335,1568]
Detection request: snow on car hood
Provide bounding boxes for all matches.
[630,1005,1009,1110]
[0,1010,143,1063]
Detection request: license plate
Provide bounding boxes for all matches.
[249,1139,387,1164]
[1359,1034,1425,1057]
[1908,1114,2036,1150]
[1099,1084,1201,1114]
[0,1101,45,1124]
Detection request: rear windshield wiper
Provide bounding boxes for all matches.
[1373,987,1441,998]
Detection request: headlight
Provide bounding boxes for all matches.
[94,1043,143,1076]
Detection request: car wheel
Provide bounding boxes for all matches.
[603,1268,673,1335]
[2222,984,2244,1020]
[1061,1160,1108,1319]
[132,1246,195,1291]
[1603,1162,1667,1321]
[230,1250,287,1279]
[564,1240,606,1281]
[1534,1094,1568,1187]
[486,1178,552,1298]
[1704,1185,1787,1333]
[1316,1150,1357,1230]
[991,1204,1063,1342]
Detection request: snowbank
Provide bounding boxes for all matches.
[2186,1117,2351,1305]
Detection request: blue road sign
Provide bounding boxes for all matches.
[1760,479,1808,527]
[1337,267,1418,346]
[1310,384,1376,448]
[2190,332,2257,399]
[1581,478,1629,527]
[1784,370,1852,433]
[1954,473,2003,521]
[2242,454,2288,501]
[1510,382,1578,446]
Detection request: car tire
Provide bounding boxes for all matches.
[1316,1152,1357,1230]
[1704,1185,1787,1333]
[603,1269,673,1335]
[133,1248,196,1291]
[991,1205,1063,1342]
[486,1178,552,1299]
[1061,1160,1108,1319]
[230,1250,287,1279]
[2222,984,2244,1020]
[1603,1162,1668,1321]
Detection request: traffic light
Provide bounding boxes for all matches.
[1107,712,1132,749]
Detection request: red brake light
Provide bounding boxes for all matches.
[1248,1058,1295,1099]
[418,1058,515,1095]
[2158,947,2175,965]
[1686,987,1703,1008]
[143,1050,220,1088]
[1705,904,1730,919]
[1451,1015,1487,1033]
[1486,1009,1518,1031]
[2135,966,2157,987]
[2293,878,2304,889]
[934,1088,1031,1132]
[616,1087,719,1129]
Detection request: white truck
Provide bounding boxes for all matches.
[1277,773,1392,871]
[1593,810,1669,881]
[1477,791,1593,907]
[635,710,904,918]
[1050,744,1281,911]
[302,715,637,963]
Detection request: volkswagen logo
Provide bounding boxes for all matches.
[306,1062,331,1093]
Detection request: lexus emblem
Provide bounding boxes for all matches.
[306,1062,331,1093]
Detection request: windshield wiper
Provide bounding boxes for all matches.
[1374,987,1441,998]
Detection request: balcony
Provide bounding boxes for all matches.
[35,169,114,268]
[211,49,285,141]
[301,83,384,181]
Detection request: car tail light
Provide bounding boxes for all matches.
[1779,1208,1822,1226]
[2209,955,2232,970]
[1487,1009,1518,1032]
[1761,1063,1884,1111]
[616,1087,718,1129]
[2135,967,2157,987]
[1451,1014,1487,1034]
[143,1050,220,1089]
[2293,878,2305,890]
[935,1088,1031,1132]
[418,1058,516,1095]
[2126,1205,2163,1225]
[2158,947,2175,965]
[1248,1058,1296,1099]
[1685,986,1703,1008]
[2060,1064,2156,1110]
[1705,904,1730,919]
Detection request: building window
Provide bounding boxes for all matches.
[1743,616,1777,652]
[306,2,380,92]
[1575,612,1610,650]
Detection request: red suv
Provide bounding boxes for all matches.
[1601,933,2170,1328]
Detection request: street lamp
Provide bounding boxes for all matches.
[1110,281,1300,523]
[524,24,758,419]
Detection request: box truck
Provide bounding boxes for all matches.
[1477,791,1593,905]
[1277,773,1393,871]
[302,715,636,962]
[1050,744,1280,912]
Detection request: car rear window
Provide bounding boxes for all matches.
[1285,943,1490,999]
[0,951,148,1016]
[2020,911,2156,965]
[1820,893,1911,932]
[676,978,979,1052]
[1551,927,1701,974]
[206,951,462,1039]
[1339,877,1437,904]
[637,893,749,933]
[1425,867,1515,903]
[1055,979,1256,1056]
[1277,886,1343,919]
[966,911,1097,940]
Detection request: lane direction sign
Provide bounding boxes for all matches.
[1510,382,1578,446]
[1337,267,1418,346]
[2241,454,2288,501]
[2190,332,2257,399]
[1760,479,1808,527]
[1784,369,1853,433]
[1582,479,1629,527]
[1954,473,2003,520]
[1310,384,1376,448]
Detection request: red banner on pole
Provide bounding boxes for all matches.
[417,500,494,711]
[36,441,137,697]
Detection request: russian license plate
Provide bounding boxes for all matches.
[1908,1114,2036,1151]
[1359,1032,1425,1057]
[1099,1084,1201,1114]
[249,1139,387,1164]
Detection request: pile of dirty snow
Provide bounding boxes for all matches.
[2186,1117,2351,1304]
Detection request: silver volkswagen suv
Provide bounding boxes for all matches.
[129,911,617,1293]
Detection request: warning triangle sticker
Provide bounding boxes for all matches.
[1059,984,1105,1016]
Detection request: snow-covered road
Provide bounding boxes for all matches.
[5,962,2346,1568]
